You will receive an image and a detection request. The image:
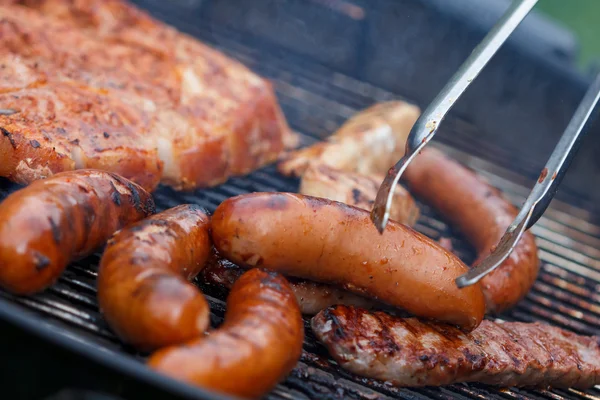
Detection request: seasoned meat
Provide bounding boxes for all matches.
[0,1,292,191]
[300,163,420,226]
[278,101,420,177]
[201,251,380,315]
[312,305,600,389]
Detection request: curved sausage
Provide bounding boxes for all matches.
[404,148,539,313]
[97,204,212,351]
[148,268,304,399]
[0,169,155,295]
[211,192,486,331]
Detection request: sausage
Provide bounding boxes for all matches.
[201,250,382,315]
[0,169,155,295]
[97,204,212,351]
[404,148,539,313]
[211,192,486,331]
[148,268,304,399]
[278,101,420,177]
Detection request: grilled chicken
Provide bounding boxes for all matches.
[312,305,600,389]
[300,164,420,226]
[201,252,380,315]
[278,101,420,177]
[0,1,292,191]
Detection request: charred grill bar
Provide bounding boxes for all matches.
[2,1,600,399]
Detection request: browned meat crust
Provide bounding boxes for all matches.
[312,305,600,389]
[0,1,292,191]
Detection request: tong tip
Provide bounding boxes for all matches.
[370,204,388,234]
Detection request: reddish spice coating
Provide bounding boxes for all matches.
[97,205,212,351]
[148,268,304,399]
[211,192,486,331]
[404,148,539,313]
[0,1,293,191]
[0,169,155,295]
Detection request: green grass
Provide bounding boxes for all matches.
[536,0,600,69]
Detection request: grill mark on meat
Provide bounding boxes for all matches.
[0,108,18,115]
[48,216,61,245]
[312,305,600,389]
[125,181,143,213]
[1,127,17,149]
[109,181,121,206]
[32,251,50,270]
[371,312,401,355]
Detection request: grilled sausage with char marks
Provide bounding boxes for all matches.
[98,204,211,351]
[0,169,155,294]
[211,192,486,331]
[148,268,304,399]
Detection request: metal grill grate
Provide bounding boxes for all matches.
[2,3,600,400]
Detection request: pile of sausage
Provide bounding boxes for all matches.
[0,170,304,399]
[0,101,598,398]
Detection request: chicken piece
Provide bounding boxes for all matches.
[0,2,292,190]
[312,305,600,389]
[300,163,420,226]
[278,101,420,177]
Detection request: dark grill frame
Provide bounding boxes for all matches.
[2,1,600,399]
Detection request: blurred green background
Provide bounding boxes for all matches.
[537,0,600,69]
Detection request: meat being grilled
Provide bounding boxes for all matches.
[211,192,486,331]
[312,305,600,389]
[278,101,420,177]
[201,251,380,315]
[280,99,539,314]
[0,1,293,191]
[0,169,155,294]
[403,147,539,313]
[300,163,420,226]
[98,205,212,351]
[149,269,304,399]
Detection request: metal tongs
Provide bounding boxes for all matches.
[371,0,600,289]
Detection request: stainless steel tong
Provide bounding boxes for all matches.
[371,0,600,289]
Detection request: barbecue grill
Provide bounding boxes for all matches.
[2,1,600,399]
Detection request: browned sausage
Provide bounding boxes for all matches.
[404,148,539,313]
[148,268,304,399]
[0,169,155,295]
[211,192,486,331]
[97,204,212,351]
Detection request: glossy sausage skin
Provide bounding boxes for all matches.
[98,205,212,351]
[404,148,539,313]
[0,169,155,295]
[211,192,486,331]
[148,268,304,399]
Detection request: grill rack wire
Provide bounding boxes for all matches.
[2,4,600,400]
